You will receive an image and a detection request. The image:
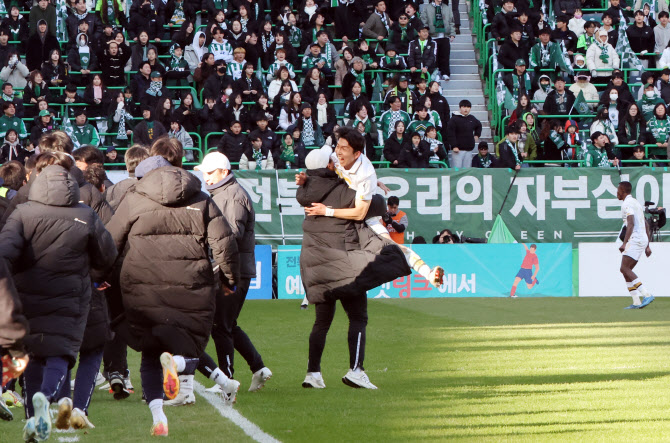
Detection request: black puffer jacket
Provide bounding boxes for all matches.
[105,166,239,357]
[71,166,114,224]
[297,168,410,304]
[0,166,117,365]
[209,175,256,279]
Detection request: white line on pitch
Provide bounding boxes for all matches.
[193,381,280,443]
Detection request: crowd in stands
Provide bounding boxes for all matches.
[0,0,505,173]
[491,0,670,167]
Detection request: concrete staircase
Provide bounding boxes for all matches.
[438,0,491,141]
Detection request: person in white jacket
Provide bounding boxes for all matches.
[239,135,275,170]
[658,41,670,69]
[569,73,599,110]
[0,52,29,90]
[586,28,620,83]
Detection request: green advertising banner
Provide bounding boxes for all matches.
[235,168,670,247]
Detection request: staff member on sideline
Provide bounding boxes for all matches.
[194,152,272,392]
[381,196,408,244]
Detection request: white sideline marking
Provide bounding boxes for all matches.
[57,437,80,442]
[193,381,281,443]
[54,429,80,442]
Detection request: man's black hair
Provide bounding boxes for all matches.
[387,196,399,206]
[336,126,365,153]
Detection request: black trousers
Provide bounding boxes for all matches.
[210,279,264,378]
[307,293,368,373]
[452,0,461,27]
[435,37,452,76]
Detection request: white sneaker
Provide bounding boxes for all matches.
[205,384,223,394]
[302,372,326,389]
[165,375,196,406]
[74,371,106,390]
[249,367,272,392]
[32,392,52,441]
[70,408,95,429]
[442,74,450,81]
[55,397,72,430]
[342,369,377,389]
[221,379,240,405]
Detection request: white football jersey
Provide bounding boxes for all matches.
[621,195,648,244]
[331,152,378,202]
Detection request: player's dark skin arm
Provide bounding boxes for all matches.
[619,215,635,253]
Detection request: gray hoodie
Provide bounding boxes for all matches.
[532,75,552,112]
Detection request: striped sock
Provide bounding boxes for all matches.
[627,282,641,305]
[632,278,650,297]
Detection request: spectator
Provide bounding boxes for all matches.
[420,0,456,81]
[71,109,101,149]
[343,81,376,123]
[381,196,408,244]
[576,20,598,54]
[517,10,535,54]
[239,135,275,170]
[590,106,619,146]
[552,15,578,55]
[543,77,576,116]
[407,25,437,84]
[496,124,522,170]
[586,27,619,87]
[0,102,27,139]
[472,141,496,168]
[384,75,418,114]
[647,102,670,155]
[249,114,279,165]
[555,0,580,17]
[278,130,306,169]
[569,73,599,110]
[222,92,250,132]
[491,0,517,42]
[293,103,324,148]
[637,83,665,121]
[654,11,670,64]
[562,119,583,162]
[407,105,435,138]
[217,120,248,167]
[384,120,411,167]
[619,103,649,149]
[629,145,648,165]
[498,24,526,71]
[0,50,29,90]
[568,8,586,37]
[627,10,655,69]
[302,67,331,106]
[362,0,392,42]
[379,96,411,143]
[539,119,567,162]
[29,0,57,37]
[0,130,30,164]
[518,120,538,164]
[133,104,167,147]
[167,115,195,161]
[405,132,431,167]
[446,99,482,168]
[503,59,532,106]
[388,13,418,55]
[584,131,619,167]
[314,93,337,137]
[29,111,55,147]
[268,66,298,102]
[233,62,263,103]
[26,20,59,72]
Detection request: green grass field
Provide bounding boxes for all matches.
[3,297,670,442]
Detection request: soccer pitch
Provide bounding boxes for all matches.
[3,297,670,442]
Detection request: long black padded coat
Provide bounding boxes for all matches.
[296,168,410,304]
[0,165,117,365]
[105,166,239,357]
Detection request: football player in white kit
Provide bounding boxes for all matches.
[296,128,444,304]
[616,181,655,309]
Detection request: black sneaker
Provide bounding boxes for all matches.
[109,372,130,400]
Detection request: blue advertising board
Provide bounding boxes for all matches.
[247,245,273,300]
[277,243,573,299]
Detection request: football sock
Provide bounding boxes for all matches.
[149,399,167,425]
[627,282,642,305]
[511,285,517,297]
[405,251,432,280]
[172,356,186,373]
[209,368,229,387]
[632,278,650,297]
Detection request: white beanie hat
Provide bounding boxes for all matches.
[305,145,333,170]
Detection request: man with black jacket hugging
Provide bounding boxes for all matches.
[446,99,482,168]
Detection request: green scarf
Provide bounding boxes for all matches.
[280,139,295,163]
[433,3,445,33]
[513,73,531,96]
[252,148,263,170]
[596,39,609,64]
[549,129,565,149]
[351,68,366,93]
[399,25,408,42]
[34,85,41,97]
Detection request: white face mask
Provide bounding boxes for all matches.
[225,88,233,95]
[646,90,655,98]
[609,93,618,101]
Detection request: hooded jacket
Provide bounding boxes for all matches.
[296,168,410,304]
[105,166,239,356]
[217,131,249,165]
[0,165,117,364]
[208,174,256,279]
[586,30,620,77]
[25,20,60,71]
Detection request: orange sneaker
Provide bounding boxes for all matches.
[429,266,445,288]
[160,353,180,400]
[151,421,168,437]
[1,354,29,387]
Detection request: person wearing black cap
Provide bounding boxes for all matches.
[491,0,517,42]
[503,59,532,101]
[407,25,437,84]
[388,12,418,55]
[472,141,496,168]
[384,74,418,114]
[498,24,527,70]
[420,0,456,81]
[552,15,578,54]
[134,104,167,147]
[543,77,576,116]
[379,45,408,81]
